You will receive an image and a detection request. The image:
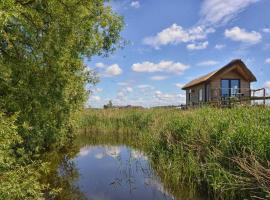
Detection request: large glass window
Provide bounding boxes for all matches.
[221,79,240,97]
[230,80,240,96]
[221,80,229,97]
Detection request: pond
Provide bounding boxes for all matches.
[45,134,206,200]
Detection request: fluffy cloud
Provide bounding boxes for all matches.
[115,86,134,102]
[95,62,105,68]
[265,58,270,64]
[130,1,140,8]
[262,28,270,33]
[143,24,215,49]
[225,27,262,44]
[132,60,189,74]
[187,41,209,50]
[175,83,184,89]
[92,95,101,102]
[150,76,168,81]
[104,64,123,77]
[197,60,219,66]
[125,87,133,93]
[215,44,226,49]
[200,0,260,25]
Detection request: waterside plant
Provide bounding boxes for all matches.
[79,107,270,200]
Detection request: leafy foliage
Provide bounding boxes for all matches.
[0,0,123,198]
[0,112,44,199]
[0,0,123,152]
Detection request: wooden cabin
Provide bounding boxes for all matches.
[182,59,257,106]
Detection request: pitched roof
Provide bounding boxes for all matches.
[182,59,257,89]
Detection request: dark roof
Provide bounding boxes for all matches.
[182,59,257,89]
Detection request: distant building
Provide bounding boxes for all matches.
[182,59,257,106]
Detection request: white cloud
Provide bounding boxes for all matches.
[116,91,125,99]
[115,86,134,103]
[150,76,168,81]
[154,90,186,105]
[130,1,140,8]
[187,41,209,50]
[125,87,133,93]
[215,44,226,49]
[95,62,105,68]
[264,81,270,88]
[197,60,219,66]
[155,90,162,96]
[104,64,123,77]
[225,27,262,44]
[92,95,101,102]
[175,83,184,89]
[137,84,154,89]
[143,24,215,49]
[93,88,103,93]
[262,28,270,33]
[132,60,189,74]
[265,58,270,64]
[200,0,260,26]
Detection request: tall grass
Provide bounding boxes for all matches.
[79,107,270,200]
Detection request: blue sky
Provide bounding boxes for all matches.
[86,0,270,108]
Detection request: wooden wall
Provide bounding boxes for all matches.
[185,84,206,105]
[210,68,250,100]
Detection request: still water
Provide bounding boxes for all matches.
[74,145,173,200]
[46,134,205,200]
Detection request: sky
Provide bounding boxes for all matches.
[86,0,270,108]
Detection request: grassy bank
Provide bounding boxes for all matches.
[79,107,270,200]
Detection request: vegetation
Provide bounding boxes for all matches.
[79,107,270,200]
[0,0,123,198]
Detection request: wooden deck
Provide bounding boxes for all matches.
[183,88,269,108]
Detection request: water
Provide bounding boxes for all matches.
[45,134,205,200]
[74,145,173,200]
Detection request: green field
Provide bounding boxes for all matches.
[79,107,270,200]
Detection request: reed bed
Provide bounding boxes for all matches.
[78,107,270,200]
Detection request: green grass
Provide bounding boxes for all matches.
[79,107,270,200]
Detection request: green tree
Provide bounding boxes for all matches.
[104,100,113,109]
[0,0,123,153]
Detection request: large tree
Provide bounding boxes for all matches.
[0,0,123,152]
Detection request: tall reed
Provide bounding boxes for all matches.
[79,107,270,200]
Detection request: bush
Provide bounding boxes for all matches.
[0,112,44,199]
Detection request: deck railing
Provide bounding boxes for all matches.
[186,88,269,108]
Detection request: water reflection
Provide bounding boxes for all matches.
[74,145,173,200]
[44,133,205,200]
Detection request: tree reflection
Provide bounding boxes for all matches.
[43,145,86,200]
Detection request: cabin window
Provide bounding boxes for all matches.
[221,79,240,97]
[199,88,203,101]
